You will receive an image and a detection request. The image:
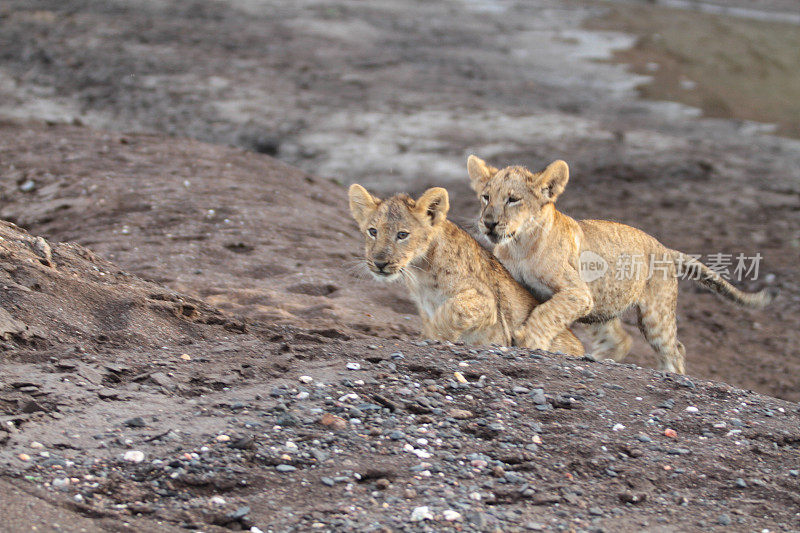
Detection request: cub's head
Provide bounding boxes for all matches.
[348,184,449,281]
[467,155,569,244]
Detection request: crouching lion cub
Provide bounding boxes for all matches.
[467,155,776,374]
[348,184,584,355]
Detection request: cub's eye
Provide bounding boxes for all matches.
[481,194,489,203]
[396,231,409,240]
[507,196,521,204]
[368,228,377,237]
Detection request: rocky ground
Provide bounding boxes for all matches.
[0,0,799,531]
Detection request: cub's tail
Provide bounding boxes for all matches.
[670,250,777,309]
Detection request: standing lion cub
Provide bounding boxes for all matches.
[348,184,584,355]
[467,155,776,374]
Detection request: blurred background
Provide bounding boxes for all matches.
[0,0,798,398]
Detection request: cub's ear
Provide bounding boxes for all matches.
[415,187,450,226]
[467,155,498,192]
[348,184,380,228]
[536,160,569,202]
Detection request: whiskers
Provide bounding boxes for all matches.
[344,259,374,281]
[398,266,418,286]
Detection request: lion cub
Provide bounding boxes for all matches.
[467,155,775,374]
[348,184,583,355]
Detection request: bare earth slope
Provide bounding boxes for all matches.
[1,120,797,403]
[0,121,799,532]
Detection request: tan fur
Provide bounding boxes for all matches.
[467,155,776,374]
[348,184,584,355]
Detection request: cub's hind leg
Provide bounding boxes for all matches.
[636,279,685,374]
[586,317,632,362]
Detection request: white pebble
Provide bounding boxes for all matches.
[410,506,434,522]
[443,509,462,521]
[123,450,145,463]
[612,423,625,432]
[216,434,231,442]
[209,495,227,506]
[339,393,359,402]
[346,362,361,370]
[298,375,314,384]
[685,406,699,413]
[30,441,45,449]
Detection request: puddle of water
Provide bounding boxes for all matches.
[656,0,800,25]
[460,0,509,14]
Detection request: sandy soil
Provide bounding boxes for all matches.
[0,152,799,531]
[0,0,799,531]
[0,0,797,398]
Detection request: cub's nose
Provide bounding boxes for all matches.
[484,221,498,233]
[373,260,389,271]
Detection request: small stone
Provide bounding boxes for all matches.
[789,470,799,477]
[443,509,462,521]
[216,434,231,442]
[588,507,603,516]
[180,354,191,361]
[209,496,227,506]
[346,363,361,371]
[124,417,146,428]
[636,434,652,443]
[30,442,45,450]
[319,413,348,431]
[664,428,677,438]
[685,406,699,413]
[531,390,547,405]
[375,478,390,490]
[52,477,70,488]
[717,514,732,526]
[448,408,473,420]
[735,478,747,488]
[299,375,314,384]
[612,423,625,431]
[453,372,468,384]
[321,477,335,486]
[231,436,255,450]
[410,506,434,522]
[19,180,36,192]
[276,464,296,473]
[123,450,145,463]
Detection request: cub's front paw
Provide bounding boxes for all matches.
[513,327,548,351]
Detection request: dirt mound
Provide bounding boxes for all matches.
[0,219,246,358]
[0,119,415,344]
[0,122,798,532]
